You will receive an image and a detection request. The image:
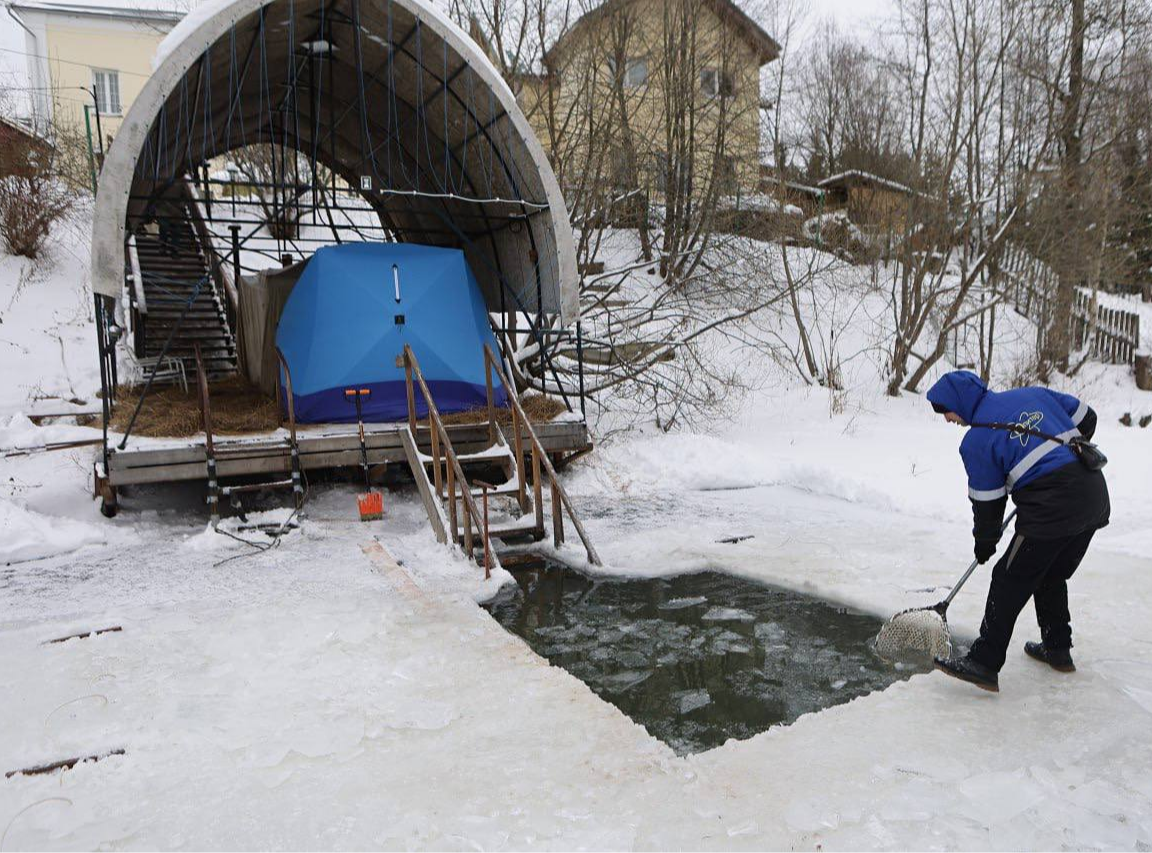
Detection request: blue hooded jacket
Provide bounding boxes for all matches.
[926,371,1087,502]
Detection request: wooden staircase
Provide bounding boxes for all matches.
[400,343,600,574]
[130,203,238,381]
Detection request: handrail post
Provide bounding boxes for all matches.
[194,343,219,524]
[484,350,496,446]
[404,353,417,438]
[532,444,543,535]
[446,461,458,544]
[430,421,442,497]
[475,480,493,580]
[276,347,303,508]
[511,395,528,513]
[462,497,474,554]
[551,479,565,547]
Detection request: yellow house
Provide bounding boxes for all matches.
[515,0,778,200]
[8,0,180,148]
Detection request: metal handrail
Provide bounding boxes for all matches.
[402,344,496,573]
[275,347,298,446]
[127,234,146,315]
[483,344,601,565]
[193,343,220,522]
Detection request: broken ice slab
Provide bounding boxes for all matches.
[674,689,712,715]
[597,670,652,694]
[659,596,708,610]
[701,607,755,623]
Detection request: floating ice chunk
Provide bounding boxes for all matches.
[831,678,847,689]
[755,622,786,641]
[660,596,707,610]
[598,670,651,693]
[675,689,711,714]
[614,650,649,668]
[701,607,755,623]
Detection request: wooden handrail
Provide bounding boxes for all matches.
[403,344,495,569]
[483,344,601,565]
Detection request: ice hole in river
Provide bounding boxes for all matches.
[484,557,931,755]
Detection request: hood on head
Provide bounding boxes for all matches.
[926,370,988,424]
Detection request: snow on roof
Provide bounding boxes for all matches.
[816,170,915,196]
[760,174,825,198]
[9,0,184,21]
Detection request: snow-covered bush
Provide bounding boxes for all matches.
[0,159,72,259]
[801,211,874,262]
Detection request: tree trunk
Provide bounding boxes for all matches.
[1043,0,1086,373]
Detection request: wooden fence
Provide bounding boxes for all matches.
[996,244,1141,366]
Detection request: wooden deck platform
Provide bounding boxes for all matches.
[103,420,591,487]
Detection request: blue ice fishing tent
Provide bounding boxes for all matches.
[275,243,507,423]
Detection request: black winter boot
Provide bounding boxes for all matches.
[1024,641,1076,672]
[934,654,999,692]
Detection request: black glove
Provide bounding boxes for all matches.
[974,539,998,564]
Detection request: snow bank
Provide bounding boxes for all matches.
[0,498,107,564]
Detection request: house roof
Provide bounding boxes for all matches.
[547,0,780,67]
[759,171,825,199]
[8,0,183,23]
[0,114,49,145]
[816,170,915,196]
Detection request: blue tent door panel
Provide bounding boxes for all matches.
[275,243,508,423]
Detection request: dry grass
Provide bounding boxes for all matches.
[111,376,280,438]
[111,381,567,438]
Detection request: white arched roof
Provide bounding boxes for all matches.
[91,0,578,323]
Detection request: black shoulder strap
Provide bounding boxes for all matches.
[970,421,1070,444]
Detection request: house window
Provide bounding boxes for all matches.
[700,68,735,97]
[92,69,121,115]
[609,56,648,88]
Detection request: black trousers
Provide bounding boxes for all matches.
[967,528,1096,672]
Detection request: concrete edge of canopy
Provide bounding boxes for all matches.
[89,0,578,325]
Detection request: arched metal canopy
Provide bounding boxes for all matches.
[90,0,578,323]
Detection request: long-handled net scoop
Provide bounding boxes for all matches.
[875,509,1017,661]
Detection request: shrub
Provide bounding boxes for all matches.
[0,133,71,259]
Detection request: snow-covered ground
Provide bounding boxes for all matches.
[3,216,1152,849]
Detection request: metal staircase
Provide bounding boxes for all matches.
[400,343,601,575]
[129,199,238,381]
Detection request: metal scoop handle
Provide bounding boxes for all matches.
[940,508,1017,610]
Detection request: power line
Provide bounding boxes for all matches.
[0,45,154,78]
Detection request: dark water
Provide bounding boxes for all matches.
[484,560,929,755]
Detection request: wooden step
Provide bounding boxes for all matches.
[457,520,542,544]
[449,443,515,465]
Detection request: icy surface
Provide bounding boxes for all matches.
[2,218,1151,848]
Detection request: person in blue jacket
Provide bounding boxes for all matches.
[925,371,1109,692]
